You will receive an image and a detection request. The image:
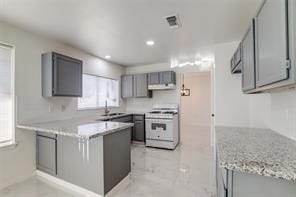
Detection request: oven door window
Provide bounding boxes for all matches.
[151,123,167,131]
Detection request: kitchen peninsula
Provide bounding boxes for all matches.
[17,116,134,196]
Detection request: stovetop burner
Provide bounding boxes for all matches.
[163,111,175,114]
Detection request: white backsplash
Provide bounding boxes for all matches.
[270,89,296,141]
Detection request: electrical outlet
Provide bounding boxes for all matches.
[61,105,66,112]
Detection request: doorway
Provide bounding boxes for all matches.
[179,71,212,147]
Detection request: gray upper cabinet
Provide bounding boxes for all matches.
[121,74,152,98]
[231,44,242,74]
[121,75,134,98]
[148,71,176,90]
[42,52,82,97]
[134,74,152,98]
[242,20,256,92]
[160,71,176,84]
[148,72,160,85]
[255,0,289,87]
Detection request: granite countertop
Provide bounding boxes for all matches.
[17,113,137,140]
[216,126,296,182]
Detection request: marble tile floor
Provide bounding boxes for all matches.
[0,125,216,197]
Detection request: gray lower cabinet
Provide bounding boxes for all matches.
[134,74,152,98]
[42,52,82,97]
[111,115,134,141]
[110,114,145,142]
[121,75,134,98]
[36,134,57,175]
[57,136,103,194]
[216,160,296,197]
[133,115,145,142]
[103,128,131,194]
[37,128,131,195]
[242,20,256,92]
[111,115,133,123]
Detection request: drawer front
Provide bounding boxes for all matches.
[112,115,133,123]
[133,115,144,121]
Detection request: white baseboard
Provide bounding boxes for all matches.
[35,170,102,197]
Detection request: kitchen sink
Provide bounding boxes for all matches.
[101,113,125,117]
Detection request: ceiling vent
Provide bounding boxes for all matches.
[165,14,181,28]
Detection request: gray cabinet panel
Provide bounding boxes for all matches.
[53,53,82,96]
[36,135,57,175]
[231,171,296,197]
[103,128,131,194]
[160,71,176,84]
[42,52,82,97]
[148,72,160,85]
[255,0,289,87]
[134,120,145,141]
[242,21,256,92]
[121,75,134,98]
[134,74,151,98]
[231,44,242,74]
[132,115,145,142]
[57,136,102,194]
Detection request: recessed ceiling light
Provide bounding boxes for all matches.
[105,55,111,59]
[146,40,155,46]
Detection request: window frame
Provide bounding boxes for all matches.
[0,43,15,147]
[77,73,120,111]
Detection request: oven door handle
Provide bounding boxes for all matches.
[145,119,173,123]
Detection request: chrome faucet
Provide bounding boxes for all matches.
[104,100,111,116]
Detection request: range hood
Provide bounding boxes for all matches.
[148,83,176,90]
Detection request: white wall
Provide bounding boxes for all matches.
[0,21,125,189]
[270,90,296,140]
[125,62,211,112]
[214,41,270,128]
[180,72,211,126]
[214,41,296,142]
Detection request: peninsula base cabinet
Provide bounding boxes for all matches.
[216,166,296,197]
[36,128,131,196]
[133,115,145,142]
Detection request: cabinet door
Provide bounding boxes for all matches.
[53,53,82,96]
[134,120,145,141]
[36,135,57,175]
[121,75,134,98]
[134,74,149,97]
[255,0,289,87]
[242,22,256,92]
[148,72,160,85]
[160,71,175,84]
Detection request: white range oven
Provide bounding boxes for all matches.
[145,104,179,150]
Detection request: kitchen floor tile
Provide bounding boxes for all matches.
[0,125,216,197]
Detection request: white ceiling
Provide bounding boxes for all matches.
[0,0,262,66]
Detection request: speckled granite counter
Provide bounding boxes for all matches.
[216,126,296,182]
[17,115,134,139]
